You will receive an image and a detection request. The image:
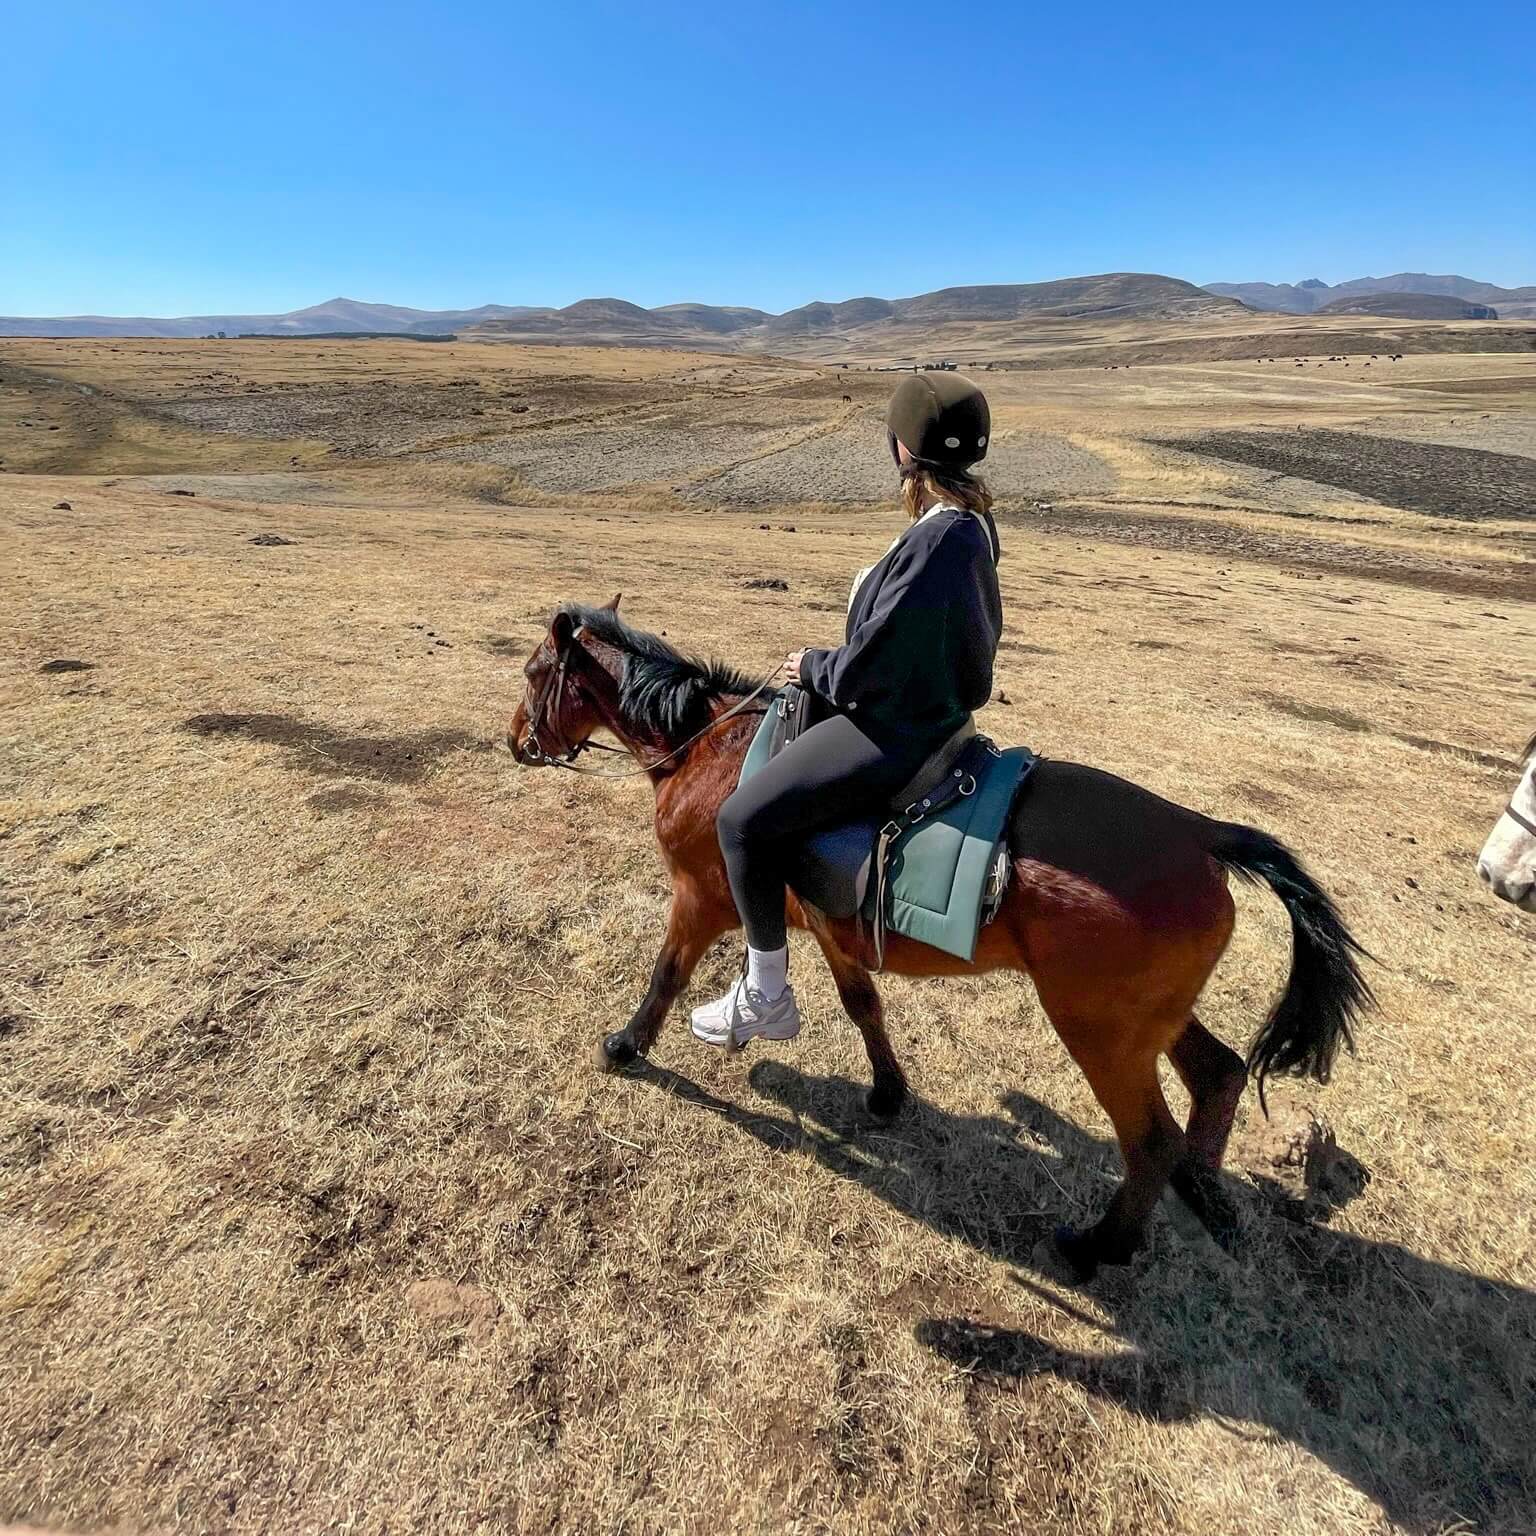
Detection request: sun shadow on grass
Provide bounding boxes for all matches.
[181,712,489,783]
[628,1057,1534,1533]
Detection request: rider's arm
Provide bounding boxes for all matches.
[797,521,962,719]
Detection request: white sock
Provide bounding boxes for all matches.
[745,945,789,1000]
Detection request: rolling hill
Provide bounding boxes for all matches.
[0,273,1238,349]
[1316,293,1499,320]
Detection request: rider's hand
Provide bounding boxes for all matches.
[781,649,808,682]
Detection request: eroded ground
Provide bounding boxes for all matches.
[1,333,1534,1536]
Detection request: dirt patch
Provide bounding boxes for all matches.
[998,326,1536,368]
[405,1278,505,1346]
[181,713,487,783]
[1232,1107,1371,1220]
[1154,430,1536,523]
[1007,503,1534,601]
[692,420,1115,507]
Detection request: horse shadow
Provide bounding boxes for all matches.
[626,1057,1533,1533]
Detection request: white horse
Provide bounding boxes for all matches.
[1478,732,1536,912]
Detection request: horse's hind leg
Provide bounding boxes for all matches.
[1051,1033,1185,1281]
[1168,1016,1245,1171]
[812,932,907,1121]
[1164,1016,1245,1250]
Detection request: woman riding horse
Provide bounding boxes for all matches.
[508,385,1372,1279]
[693,373,1002,1048]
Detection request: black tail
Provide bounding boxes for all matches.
[1205,820,1374,1109]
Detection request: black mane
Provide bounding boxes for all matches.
[561,604,758,742]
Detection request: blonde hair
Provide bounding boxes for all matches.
[901,464,993,522]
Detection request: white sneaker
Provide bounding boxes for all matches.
[690,976,803,1049]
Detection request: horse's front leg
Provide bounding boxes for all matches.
[598,878,729,1069]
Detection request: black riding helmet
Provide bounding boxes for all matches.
[886,372,990,471]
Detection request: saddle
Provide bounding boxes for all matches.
[740,686,1038,966]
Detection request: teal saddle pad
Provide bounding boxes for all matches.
[737,699,1037,962]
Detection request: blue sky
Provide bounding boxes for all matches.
[4,0,1532,316]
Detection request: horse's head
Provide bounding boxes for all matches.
[507,596,622,766]
[1478,734,1536,912]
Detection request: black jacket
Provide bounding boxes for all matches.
[799,506,1002,747]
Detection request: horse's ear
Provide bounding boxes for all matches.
[606,593,622,612]
[550,609,574,649]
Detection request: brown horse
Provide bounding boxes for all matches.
[508,599,1373,1279]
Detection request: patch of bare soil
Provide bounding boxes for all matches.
[997,326,1536,369]
[1006,503,1533,600]
[687,416,1116,507]
[162,377,552,457]
[433,401,828,493]
[1153,429,1536,523]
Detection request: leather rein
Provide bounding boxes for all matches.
[519,631,779,779]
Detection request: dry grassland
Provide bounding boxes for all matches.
[2,334,1534,1535]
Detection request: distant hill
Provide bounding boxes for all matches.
[469,273,1238,348]
[0,296,539,339]
[0,273,1238,349]
[1205,273,1536,318]
[1316,293,1498,320]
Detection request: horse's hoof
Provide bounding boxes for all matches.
[1049,1224,1101,1284]
[865,1079,906,1123]
[596,1031,640,1071]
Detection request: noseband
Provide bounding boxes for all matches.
[520,634,587,766]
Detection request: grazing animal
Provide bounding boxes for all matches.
[508,600,1374,1279]
[1478,733,1536,911]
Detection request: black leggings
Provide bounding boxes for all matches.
[717,712,931,950]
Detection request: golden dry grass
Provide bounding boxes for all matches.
[1,335,1534,1535]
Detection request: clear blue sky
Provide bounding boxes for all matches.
[5,0,1532,316]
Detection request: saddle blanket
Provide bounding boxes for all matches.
[739,700,1038,962]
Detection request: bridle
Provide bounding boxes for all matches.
[520,635,586,766]
[1501,798,1536,839]
[1498,752,1536,838]
[518,628,779,779]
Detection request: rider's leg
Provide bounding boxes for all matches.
[716,712,924,949]
[699,713,925,1044]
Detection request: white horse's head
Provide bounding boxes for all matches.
[1478,733,1536,912]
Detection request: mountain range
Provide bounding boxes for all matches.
[0,273,1237,346]
[2,270,1527,349]
[1202,273,1536,319]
